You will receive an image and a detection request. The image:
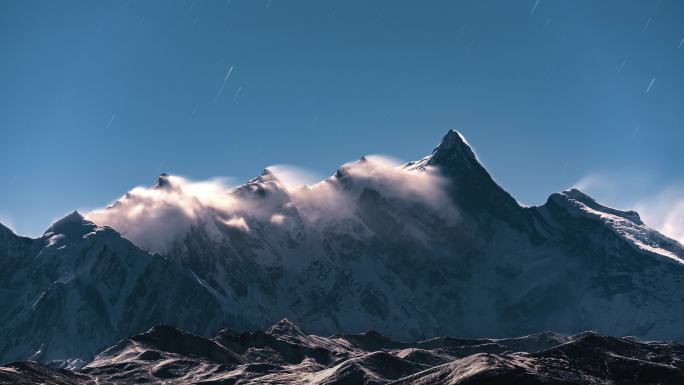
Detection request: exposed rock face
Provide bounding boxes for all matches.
[2,321,684,384]
[1,130,684,366]
[0,212,224,365]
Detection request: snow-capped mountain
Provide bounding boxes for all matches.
[1,130,684,365]
[0,212,225,365]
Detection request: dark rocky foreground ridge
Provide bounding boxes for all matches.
[2,319,684,384]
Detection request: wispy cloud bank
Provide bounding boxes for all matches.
[86,176,240,253]
[85,157,458,254]
[291,155,458,223]
[265,165,322,190]
[635,187,684,246]
[573,173,684,245]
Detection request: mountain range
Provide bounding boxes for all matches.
[4,319,684,384]
[1,130,683,367]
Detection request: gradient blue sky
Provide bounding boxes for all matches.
[1,0,683,237]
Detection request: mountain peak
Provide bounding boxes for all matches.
[244,168,285,189]
[429,129,479,169]
[153,173,173,190]
[426,130,527,226]
[562,188,598,206]
[554,188,643,225]
[267,318,306,338]
[256,168,281,184]
[43,211,96,239]
[134,324,187,344]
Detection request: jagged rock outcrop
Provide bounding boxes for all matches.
[2,321,684,384]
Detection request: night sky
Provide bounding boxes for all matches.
[1,0,682,240]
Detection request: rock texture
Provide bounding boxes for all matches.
[2,320,684,384]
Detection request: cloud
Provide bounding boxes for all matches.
[265,165,323,190]
[572,174,602,193]
[572,173,656,205]
[634,187,684,246]
[270,213,286,224]
[572,173,684,245]
[287,155,459,224]
[85,156,460,254]
[222,216,250,232]
[86,175,241,253]
[363,154,404,168]
[334,155,454,213]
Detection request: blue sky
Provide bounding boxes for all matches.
[1,0,683,238]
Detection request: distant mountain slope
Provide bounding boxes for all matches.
[1,130,683,365]
[2,321,684,384]
[0,212,225,365]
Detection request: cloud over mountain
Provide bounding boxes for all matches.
[573,173,684,246]
[635,187,684,246]
[86,155,457,254]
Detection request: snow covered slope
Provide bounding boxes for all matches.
[1,130,683,365]
[0,212,225,365]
